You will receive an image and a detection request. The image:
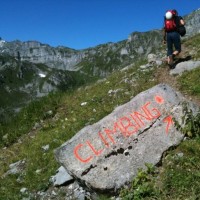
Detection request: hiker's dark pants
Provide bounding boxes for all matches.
[166,31,181,56]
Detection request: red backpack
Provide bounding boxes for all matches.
[164,10,177,32]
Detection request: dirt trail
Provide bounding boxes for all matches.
[155,46,200,106]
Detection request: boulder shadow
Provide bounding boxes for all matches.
[174,55,192,66]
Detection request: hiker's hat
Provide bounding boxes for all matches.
[165,11,173,19]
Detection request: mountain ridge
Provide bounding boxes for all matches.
[1,9,200,72]
[0,8,200,122]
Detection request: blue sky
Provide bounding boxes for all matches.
[1,0,199,50]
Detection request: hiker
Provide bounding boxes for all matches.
[163,9,185,69]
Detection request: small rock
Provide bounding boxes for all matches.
[148,53,157,63]
[20,187,27,193]
[33,122,41,130]
[42,144,49,152]
[2,134,8,140]
[36,169,42,174]
[108,89,114,94]
[156,60,163,66]
[51,190,57,196]
[176,152,184,158]
[140,64,148,69]
[81,102,87,106]
[4,160,26,176]
[50,166,74,186]
[108,89,123,96]
[17,174,24,183]
[46,110,53,116]
[124,91,130,95]
[74,189,85,200]
[37,191,46,196]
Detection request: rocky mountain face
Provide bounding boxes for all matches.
[0,41,81,71]
[184,8,200,37]
[0,55,96,122]
[0,30,162,76]
[0,9,200,122]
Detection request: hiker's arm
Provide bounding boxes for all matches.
[180,19,185,26]
[179,16,185,26]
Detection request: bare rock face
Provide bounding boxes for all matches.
[55,84,199,192]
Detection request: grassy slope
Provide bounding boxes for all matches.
[0,55,98,124]
[119,35,200,199]
[0,34,200,199]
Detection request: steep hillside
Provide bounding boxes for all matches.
[0,30,200,199]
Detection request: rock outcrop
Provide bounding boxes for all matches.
[55,84,199,192]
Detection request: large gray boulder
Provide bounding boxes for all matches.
[55,84,199,192]
[170,60,200,75]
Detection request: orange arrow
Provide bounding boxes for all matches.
[163,115,173,134]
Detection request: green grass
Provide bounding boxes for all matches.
[0,63,158,199]
[119,137,200,200]
[178,67,200,96]
[183,33,200,60]
[119,66,200,200]
[1,58,200,199]
[159,138,200,199]
[120,164,159,200]
[119,102,200,199]
[0,92,63,147]
[1,33,200,199]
